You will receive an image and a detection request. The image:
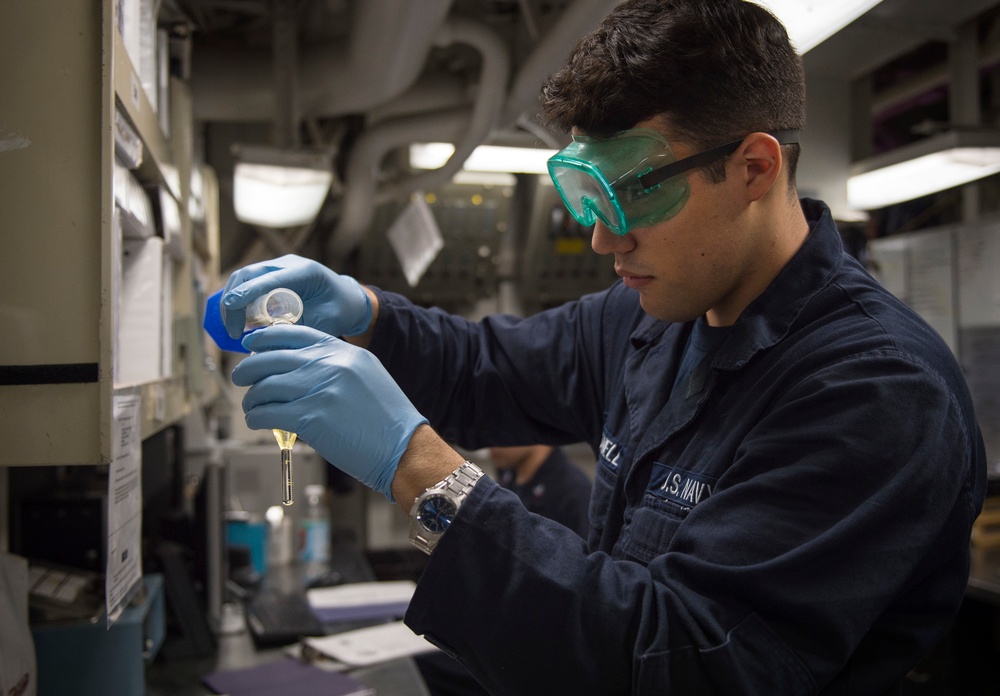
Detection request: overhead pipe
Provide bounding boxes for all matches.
[327,18,510,261]
[190,0,455,122]
[271,0,300,148]
[950,20,982,222]
[376,18,509,203]
[192,0,613,130]
[248,0,304,257]
[501,0,621,128]
[301,0,454,118]
[326,108,471,261]
[365,74,470,124]
[328,0,620,261]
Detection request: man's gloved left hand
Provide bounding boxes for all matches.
[220,254,373,340]
[231,324,428,501]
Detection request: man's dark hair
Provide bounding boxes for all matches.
[539,0,806,185]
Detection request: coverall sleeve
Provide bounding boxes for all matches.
[367,285,632,450]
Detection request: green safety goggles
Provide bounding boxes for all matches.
[547,128,799,236]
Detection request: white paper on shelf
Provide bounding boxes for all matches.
[118,237,164,385]
[106,390,143,625]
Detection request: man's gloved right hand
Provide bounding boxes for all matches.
[221,254,372,340]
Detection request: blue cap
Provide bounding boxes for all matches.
[203,288,250,353]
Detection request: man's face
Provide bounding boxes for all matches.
[588,119,760,327]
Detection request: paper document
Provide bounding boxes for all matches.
[303,621,438,667]
[106,391,144,624]
[307,580,416,623]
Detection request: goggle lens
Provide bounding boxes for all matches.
[547,129,686,236]
[549,165,623,230]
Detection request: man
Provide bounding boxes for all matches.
[221,0,986,692]
[490,444,592,539]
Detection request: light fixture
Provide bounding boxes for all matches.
[452,171,518,187]
[847,130,1000,210]
[409,143,557,175]
[232,145,334,228]
[753,0,885,53]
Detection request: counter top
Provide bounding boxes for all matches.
[967,544,1000,605]
[146,538,430,696]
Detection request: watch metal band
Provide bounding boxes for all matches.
[409,461,484,555]
[445,461,485,497]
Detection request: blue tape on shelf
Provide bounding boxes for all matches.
[203,288,251,353]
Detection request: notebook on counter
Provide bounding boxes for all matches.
[245,589,326,646]
[306,580,416,623]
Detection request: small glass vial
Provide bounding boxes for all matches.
[244,288,304,330]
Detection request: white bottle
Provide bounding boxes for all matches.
[300,484,331,575]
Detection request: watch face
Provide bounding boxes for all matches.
[418,495,458,534]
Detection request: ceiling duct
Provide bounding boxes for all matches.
[190,0,455,122]
[328,16,509,261]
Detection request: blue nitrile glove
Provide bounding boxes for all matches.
[231,324,428,501]
[221,254,372,340]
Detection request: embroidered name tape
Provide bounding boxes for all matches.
[648,463,716,511]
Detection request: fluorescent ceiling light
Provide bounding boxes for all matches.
[753,0,884,53]
[410,143,557,175]
[410,143,458,170]
[847,131,1000,210]
[452,171,518,187]
[233,145,333,228]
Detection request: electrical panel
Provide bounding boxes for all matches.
[358,177,617,315]
[358,182,514,312]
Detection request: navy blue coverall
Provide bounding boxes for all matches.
[369,199,987,695]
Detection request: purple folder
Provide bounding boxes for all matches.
[201,658,373,696]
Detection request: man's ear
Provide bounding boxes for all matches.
[733,132,783,202]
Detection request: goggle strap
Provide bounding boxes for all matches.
[638,129,800,190]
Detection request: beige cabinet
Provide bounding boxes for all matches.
[0,0,219,467]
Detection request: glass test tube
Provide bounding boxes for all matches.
[246,288,304,506]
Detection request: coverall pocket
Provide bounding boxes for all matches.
[621,503,686,564]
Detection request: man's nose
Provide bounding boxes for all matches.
[591,219,634,255]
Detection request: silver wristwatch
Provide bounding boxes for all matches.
[408,462,484,555]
